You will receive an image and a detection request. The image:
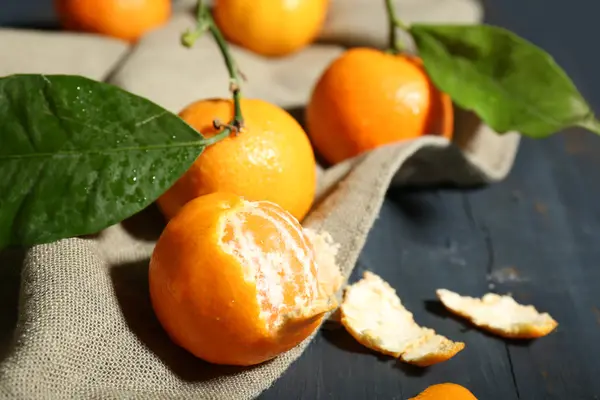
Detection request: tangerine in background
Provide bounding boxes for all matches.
[55,0,171,42]
[306,48,454,165]
[213,0,329,57]
[149,192,337,366]
[157,98,317,222]
[409,383,478,400]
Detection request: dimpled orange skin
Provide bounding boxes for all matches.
[409,383,478,400]
[55,0,171,42]
[306,48,454,165]
[157,98,316,222]
[149,192,326,366]
[213,0,329,57]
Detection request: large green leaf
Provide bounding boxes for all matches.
[0,74,204,248]
[409,24,600,137]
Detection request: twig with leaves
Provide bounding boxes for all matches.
[384,0,600,137]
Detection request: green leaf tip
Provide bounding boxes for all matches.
[577,115,600,135]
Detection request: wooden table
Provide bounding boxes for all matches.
[262,1,600,398]
[3,0,599,399]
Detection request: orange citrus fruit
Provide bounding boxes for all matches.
[306,47,454,164]
[157,98,316,222]
[213,0,328,57]
[410,383,478,400]
[149,192,338,366]
[55,0,171,42]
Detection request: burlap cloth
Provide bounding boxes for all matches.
[0,1,520,398]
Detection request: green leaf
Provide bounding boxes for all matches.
[0,74,204,248]
[409,24,600,138]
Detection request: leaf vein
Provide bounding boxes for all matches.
[84,155,111,225]
[41,74,52,86]
[8,161,48,246]
[0,140,204,160]
[41,82,75,149]
[135,111,168,127]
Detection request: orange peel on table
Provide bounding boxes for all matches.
[409,383,478,400]
[149,192,343,366]
[436,289,558,339]
[340,271,465,367]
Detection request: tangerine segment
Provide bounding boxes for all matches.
[437,289,558,339]
[409,383,478,400]
[149,193,338,366]
[303,229,344,298]
[306,48,454,165]
[341,272,464,367]
[221,200,319,329]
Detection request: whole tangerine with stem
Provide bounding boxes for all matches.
[212,0,329,57]
[157,98,317,222]
[409,383,478,400]
[55,0,171,42]
[149,192,339,366]
[306,47,454,165]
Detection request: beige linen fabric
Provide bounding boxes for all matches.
[0,28,129,79]
[0,1,521,399]
[321,0,482,48]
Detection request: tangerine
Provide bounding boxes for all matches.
[409,383,478,400]
[157,98,316,222]
[306,47,454,164]
[149,192,339,366]
[55,0,171,42]
[213,0,328,57]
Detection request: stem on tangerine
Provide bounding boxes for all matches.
[201,125,235,146]
[384,0,410,54]
[181,0,245,147]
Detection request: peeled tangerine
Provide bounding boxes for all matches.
[149,192,342,366]
[437,289,558,339]
[340,272,464,367]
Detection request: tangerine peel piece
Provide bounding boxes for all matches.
[340,271,464,366]
[436,289,558,339]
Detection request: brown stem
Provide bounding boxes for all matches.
[181,0,245,146]
[384,0,410,54]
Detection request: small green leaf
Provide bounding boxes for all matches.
[0,74,204,248]
[409,24,600,138]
